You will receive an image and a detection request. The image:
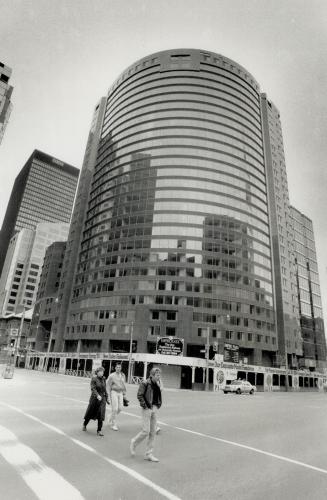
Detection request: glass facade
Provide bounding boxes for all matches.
[65,50,277,364]
[291,207,326,368]
[0,150,79,278]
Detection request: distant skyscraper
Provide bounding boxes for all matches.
[0,61,13,144]
[0,222,69,315]
[291,207,326,369]
[0,150,79,277]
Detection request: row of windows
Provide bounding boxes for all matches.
[32,162,78,185]
[86,201,269,236]
[93,155,266,195]
[105,83,261,137]
[90,178,267,214]
[102,113,263,157]
[90,185,267,218]
[102,121,264,163]
[22,189,74,211]
[90,167,267,205]
[96,138,265,182]
[106,70,260,125]
[85,213,270,250]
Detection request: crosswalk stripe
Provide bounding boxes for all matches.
[0,402,181,500]
[0,425,85,500]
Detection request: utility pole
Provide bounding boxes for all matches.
[127,321,134,383]
[14,305,26,369]
[205,326,210,391]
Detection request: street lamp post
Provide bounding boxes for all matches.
[14,305,26,369]
[205,326,210,391]
[127,321,134,384]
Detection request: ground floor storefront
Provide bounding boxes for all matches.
[23,351,327,393]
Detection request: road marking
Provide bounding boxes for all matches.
[0,402,181,500]
[37,393,327,476]
[0,424,84,500]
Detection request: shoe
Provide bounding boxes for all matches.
[97,431,104,436]
[82,425,87,431]
[130,439,136,457]
[156,426,161,434]
[144,454,159,462]
[111,425,118,431]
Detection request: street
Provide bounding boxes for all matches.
[1,369,327,500]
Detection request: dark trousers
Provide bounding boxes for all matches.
[84,417,102,432]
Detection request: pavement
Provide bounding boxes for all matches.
[0,369,327,500]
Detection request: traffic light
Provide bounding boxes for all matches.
[10,339,15,348]
[213,342,218,352]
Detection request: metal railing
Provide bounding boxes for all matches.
[131,376,144,384]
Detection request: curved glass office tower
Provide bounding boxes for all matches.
[67,49,276,365]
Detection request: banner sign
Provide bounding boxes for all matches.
[224,343,239,363]
[156,337,184,356]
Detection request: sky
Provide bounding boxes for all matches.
[1,0,327,321]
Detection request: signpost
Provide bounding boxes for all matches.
[224,343,239,363]
[156,337,184,356]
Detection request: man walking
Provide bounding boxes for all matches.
[107,362,126,431]
[130,367,162,462]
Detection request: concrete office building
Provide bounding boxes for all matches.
[0,222,69,315]
[0,61,13,144]
[28,241,67,352]
[58,49,284,367]
[0,150,79,278]
[291,207,326,369]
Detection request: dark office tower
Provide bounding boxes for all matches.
[0,150,79,277]
[290,207,326,370]
[261,96,303,369]
[0,61,13,144]
[62,49,277,365]
[52,99,106,352]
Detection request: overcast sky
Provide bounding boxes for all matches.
[1,0,327,322]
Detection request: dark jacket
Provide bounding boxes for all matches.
[84,375,108,421]
[137,378,162,410]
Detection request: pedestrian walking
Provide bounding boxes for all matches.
[130,367,162,462]
[107,362,127,431]
[83,366,109,436]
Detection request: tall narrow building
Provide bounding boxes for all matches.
[0,150,79,277]
[261,96,302,369]
[52,99,106,351]
[0,61,13,145]
[291,207,326,369]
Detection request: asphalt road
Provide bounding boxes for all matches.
[0,369,327,500]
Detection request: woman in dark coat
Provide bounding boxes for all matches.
[83,366,109,436]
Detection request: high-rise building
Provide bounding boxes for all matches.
[261,96,302,369]
[57,49,279,365]
[0,222,69,315]
[291,207,326,369]
[52,99,106,352]
[0,61,13,145]
[0,150,79,277]
[53,49,325,371]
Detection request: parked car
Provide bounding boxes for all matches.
[223,379,257,395]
